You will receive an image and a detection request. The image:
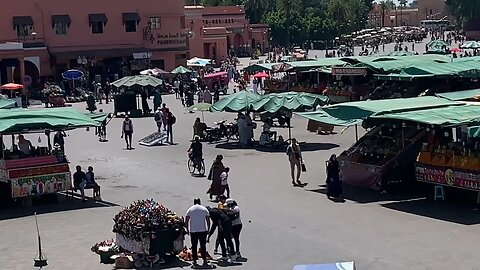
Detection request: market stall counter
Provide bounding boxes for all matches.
[338,125,426,190]
[0,154,71,199]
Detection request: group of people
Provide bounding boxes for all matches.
[153,103,176,144]
[185,197,243,266]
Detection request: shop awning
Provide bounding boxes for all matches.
[400,60,480,78]
[374,73,434,81]
[89,14,108,24]
[12,16,33,29]
[369,104,480,126]
[122,12,140,22]
[0,108,99,134]
[242,63,275,73]
[84,112,109,125]
[50,47,148,60]
[435,88,480,101]
[51,15,71,28]
[295,96,460,126]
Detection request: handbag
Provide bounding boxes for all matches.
[301,162,307,172]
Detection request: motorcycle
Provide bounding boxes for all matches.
[205,120,228,142]
[205,120,238,142]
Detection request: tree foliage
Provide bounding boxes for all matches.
[187,0,372,46]
[446,0,480,27]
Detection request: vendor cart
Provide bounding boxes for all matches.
[0,108,106,202]
[116,228,184,260]
[204,71,229,94]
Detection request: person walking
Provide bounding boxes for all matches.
[220,167,230,198]
[286,138,304,186]
[121,116,134,150]
[207,155,225,201]
[185,198,211,267]
[161,103,168,131]
[104,82,111,104]
[154,108,163,133]
[166,109,176,144]
[226,199,242,258]
[326,154,342,200]
[153,89,162,112]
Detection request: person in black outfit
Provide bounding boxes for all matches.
[188,136,203,163]
[72,165,87,202]
[166,109,175,144]
[179,81,185,106]
[326,154,342,200]
[141,89,150,115]
[53,130,67,152]
[104,82,111,104]
[207,207,236,261]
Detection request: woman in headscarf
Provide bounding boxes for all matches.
[326,154,342,200]
[207,155,225,201]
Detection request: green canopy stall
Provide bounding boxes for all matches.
[210,90,261,112]
[0,108,105,200]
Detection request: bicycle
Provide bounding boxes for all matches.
[188,157,205,176]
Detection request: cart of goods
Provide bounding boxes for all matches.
[112,199,184,264]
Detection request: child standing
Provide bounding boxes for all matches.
[220,167,230,198]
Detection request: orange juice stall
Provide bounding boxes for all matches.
[368,104,480,191]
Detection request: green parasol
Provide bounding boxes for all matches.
[188,103,212,121]
[171,66,192,74]
[210,90,261,112]
[111,75,163,88]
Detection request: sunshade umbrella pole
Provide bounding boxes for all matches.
[355,124,359,142]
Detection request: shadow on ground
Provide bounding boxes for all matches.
[308,184,426,204]
[310,183,480,225]
[215,142,339,153]
[0,193,118,221]
[136,257,192,269]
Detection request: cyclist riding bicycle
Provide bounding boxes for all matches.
[188,135,203,167]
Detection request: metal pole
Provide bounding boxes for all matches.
[355,124,359,142]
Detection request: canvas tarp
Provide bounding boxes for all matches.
[369,104,480,126]
[252,91,329,113]
[435,88,480,101]
[210,90,261,112]
[0,108,99,134]
[295,96,459,126]
[0,99,17,109]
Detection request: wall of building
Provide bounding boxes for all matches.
[417,0,449,21]
[0,0,187,77]
[185,5,269,62]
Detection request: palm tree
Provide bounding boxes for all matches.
[399,0,407,26]
[378,0,392,27]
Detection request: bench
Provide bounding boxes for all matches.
[67,182,101,201]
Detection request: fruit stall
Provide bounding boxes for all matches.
[338,124,426,190]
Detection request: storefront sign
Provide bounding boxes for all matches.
[332,67,367,76]
[11,172,71,198]
[133,52,152,60]
[152,32,186,46]
[8,164,70,179]
[416,163,480,191]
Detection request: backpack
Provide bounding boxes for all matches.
[154,112,161,122]
[170,114,176,124]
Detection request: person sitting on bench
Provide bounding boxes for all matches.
[85,166,101,200]
[73,165,87,202]
[259,118,277,145]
